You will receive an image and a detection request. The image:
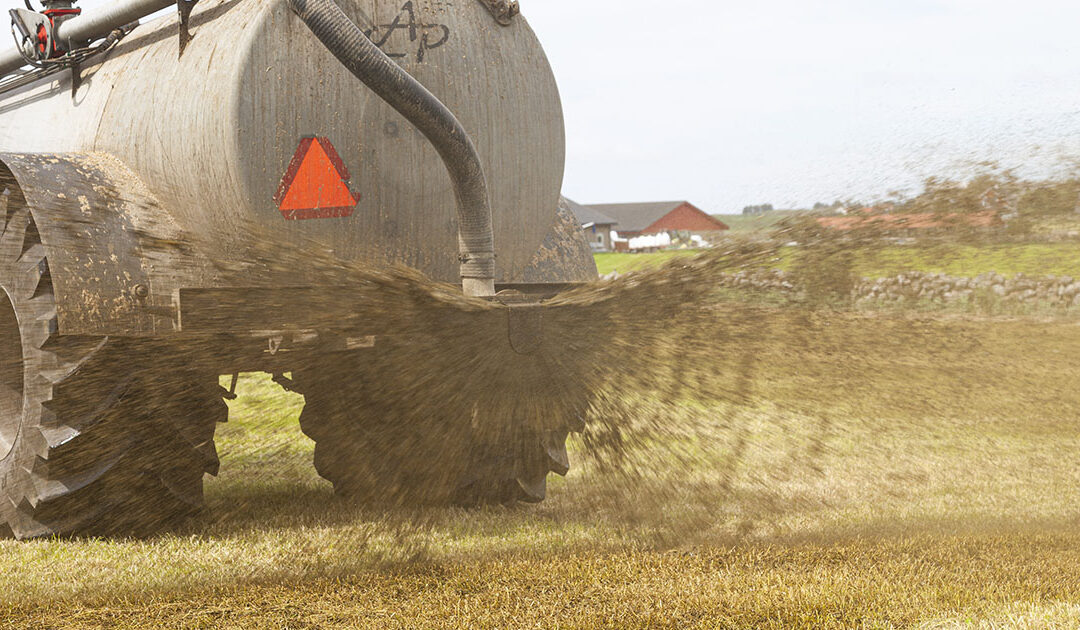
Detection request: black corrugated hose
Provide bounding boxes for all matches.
[287,0,497,296]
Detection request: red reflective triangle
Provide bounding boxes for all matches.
[274,137,361,220]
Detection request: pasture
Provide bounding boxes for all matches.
[596,241,1080,279]
[4,307,1080,628]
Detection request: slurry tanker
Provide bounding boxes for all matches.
[0,0,594,538]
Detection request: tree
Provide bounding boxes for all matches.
[742,204,775,216]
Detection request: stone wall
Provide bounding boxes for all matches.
[674,268,1080,308]
[852,272,1080,307]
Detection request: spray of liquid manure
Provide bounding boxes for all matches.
[170,200,1080,552]
[11,166,1080,558]
[7,169,1080,628]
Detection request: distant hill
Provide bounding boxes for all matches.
[713,210,805,235]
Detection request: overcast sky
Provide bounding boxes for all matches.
[10,0,1080,213]
[524,1,1080,213]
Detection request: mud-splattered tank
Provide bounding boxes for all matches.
[0,0,593,540]
[0,0,583,284]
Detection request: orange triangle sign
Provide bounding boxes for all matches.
[274,137,361,220]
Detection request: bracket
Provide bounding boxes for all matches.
[177,0,196,57]
[69,59,80,96]
[9,8,52,62]
[475,0,519,26]
[495,290,543,355]
[220,372,239,400]
[272,372,300,393]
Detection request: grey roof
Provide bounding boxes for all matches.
[585,201,689,233]
[562,196,618,227]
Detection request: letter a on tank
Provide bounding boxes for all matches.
[274,137,361,220]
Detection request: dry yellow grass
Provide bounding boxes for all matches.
[9,536,1080,628]
[3,310,1080,628]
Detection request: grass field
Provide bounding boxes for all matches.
[596,242,1080,278]
[714,211,803,235]
[595,250,701,275]
[4,310,1080,628]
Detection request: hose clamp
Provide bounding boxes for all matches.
[459,251,496,279]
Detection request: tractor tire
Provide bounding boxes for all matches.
[294,354,574,507]
[0,194,224,539]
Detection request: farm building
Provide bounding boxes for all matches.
[563,197,618,252]
[586,201,729,239]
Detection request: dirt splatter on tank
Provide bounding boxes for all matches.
[0,0,594,539]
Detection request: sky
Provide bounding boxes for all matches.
[523,0,1080,213]
[9,0,1080,213]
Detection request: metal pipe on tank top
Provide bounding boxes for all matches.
[55,0,172,44]
[0,0,173,76]
[0,47,25,77]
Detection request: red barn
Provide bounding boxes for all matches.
[585,201,729,238]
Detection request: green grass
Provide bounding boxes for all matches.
[848,242,1080,278]
[713,211,803,235]
[597,242,1080,279]
[594,250,699,275]
[5,313,1080,627]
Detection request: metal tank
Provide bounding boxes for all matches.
[0,0,596,539]
[0,0,590,292]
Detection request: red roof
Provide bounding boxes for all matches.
[641,202,729,234]
[587,201,728,234]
